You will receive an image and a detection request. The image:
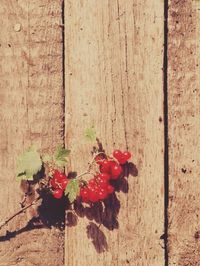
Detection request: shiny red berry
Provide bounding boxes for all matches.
[123,151,131,160]
[111,163,123,179]
[53,189,63,199]
[97,188,108,200]
[107,184,114,194]
[96,176,109,188]
[53,170,67,181]
[60,179,69,190]
[88,190,99,202]
[98,173,111,181]
[113,150,123,160]
[118,157,127,164]
[80,187,89,202]
[99,160,112,173]
[50,178,59,189]
[88,178,97,187]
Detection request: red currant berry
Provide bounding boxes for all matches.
[60,179,69,190]
[80,187,89,202]
[53,170,61,178]
[88,190,99,202]
[98,173,111,181]
[107,184,114,194]
[88,183,98,193]
[50,178,59,189]
[96,176,109,188]
[52,189,63,199]
[53,170,67,181]
[59,173,67,181]
[113,150,123,160]
[123,151,131,160]
[113,153,126,164]
[88,178,97,187]
[97,188,108,200]
[99,160,112,173]
[111,163,123,179]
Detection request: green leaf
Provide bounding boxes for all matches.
[54,146,70,168]
[84,127,96,141]
[16,146,42,180]
[16,173,33,182]
[42,154,52,163]
[65,179,80,203]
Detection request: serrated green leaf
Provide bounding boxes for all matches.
[84,127,96,141]
[65,179,80,203]
[42,154,52,163]
[54,146,70,168]
[16,146,42,180]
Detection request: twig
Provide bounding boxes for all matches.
[0,196,41,230]
[75,152,106,181]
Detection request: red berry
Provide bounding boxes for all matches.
[53,170,61,179]
[88,178,97,187]
[88,190,99,202]
[53,170,67,181]
[98,173,111,181]
[53,189,63,199]
[123,151,131,160]
[113,150,131,164]
[100,160,112,173]
[113,150,123,160]
[88,182,98,192]
[60,179,69,190]
[111,163,123,179]
[97,188,108,200]
[80,187,89,202]
[107,184,114,194]
[96,176,109,188]
[118,157,127,164]
[50,178,59,189]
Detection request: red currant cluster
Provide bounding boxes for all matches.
[80,150,131,203]
[50,170,69,199]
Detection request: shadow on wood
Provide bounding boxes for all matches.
[0,194,68,242]
[66,162,138,253]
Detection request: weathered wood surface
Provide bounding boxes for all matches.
[168,1,200,265]
[0,1,64,265]
[65,1,165,265]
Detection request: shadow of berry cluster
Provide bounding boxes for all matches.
[65,161,138,253]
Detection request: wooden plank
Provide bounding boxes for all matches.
[168,1,200,265]
[0,1,64,265]
[65,1,165,265]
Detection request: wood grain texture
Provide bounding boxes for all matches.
[65,1,164,265]
[0,1,64,265]
[168,0,200,265]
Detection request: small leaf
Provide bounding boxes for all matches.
[16,146,42,180]
[54,146,70,168]
[65,179,80,203]
[84,127,96,141]
[42,154,52,163]
[16,173,33,182]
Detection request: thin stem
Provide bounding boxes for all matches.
[0,196,41,230]
[75,152,106,181]
[76,171,89,179]
[88,152,106,169]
